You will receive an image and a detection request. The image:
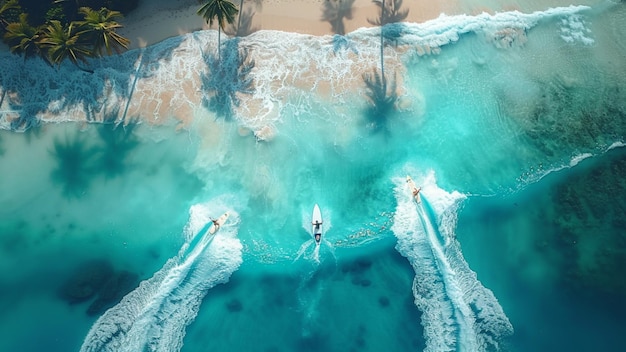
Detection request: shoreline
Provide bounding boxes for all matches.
[0,0,603,52]
[0,0,604,52]
[0,0,609,134]
[118,0,602,49]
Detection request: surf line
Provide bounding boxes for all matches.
[392,178,513,351]
[80,209,242,352]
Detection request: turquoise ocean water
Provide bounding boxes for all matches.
[1,2,625,352]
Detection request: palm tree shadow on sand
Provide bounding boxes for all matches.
[367,0,409,26]
[225,6,259,37]
[0,34,185,131]
[200,38,255,121]
[321,0,356,35]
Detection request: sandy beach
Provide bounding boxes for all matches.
[0,0,601,53]
[117,0,436,49]
[118,0,600,49]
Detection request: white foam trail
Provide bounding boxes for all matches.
[80,203,243,352]
[313,242,321,263]
[295,240,318,263]
[391,171,513,351]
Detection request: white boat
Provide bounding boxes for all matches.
[208,212,229,235]
[406,175,421,203]
[311,204,323,245]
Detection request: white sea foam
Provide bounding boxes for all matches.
[524,147,617,185]
[80,202,243,352]
[607,141,626,151]
[570,152,594,167]
[559,14,594,45]
[391,171,513,351]
[387,5,591,50]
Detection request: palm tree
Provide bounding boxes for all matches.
[197,0,238,59]
[0,0,19,28]
[3,13,42,58]
[37,20,93,71]
[77,7,130,56]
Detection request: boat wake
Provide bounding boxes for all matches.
[80,202,243,352]
[295,240,322,263]
[391,172,513,351]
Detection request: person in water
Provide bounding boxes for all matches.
[412,186,422,204]
[313,220,322,242]
[211,218,220,231]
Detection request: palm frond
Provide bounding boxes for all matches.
[198,0,239,29]
[0,0,19,27]
[38,20,93,67]
[3,13,42,58]
[77,7,129,56]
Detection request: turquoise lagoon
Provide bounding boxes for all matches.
[0,2,625,352]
